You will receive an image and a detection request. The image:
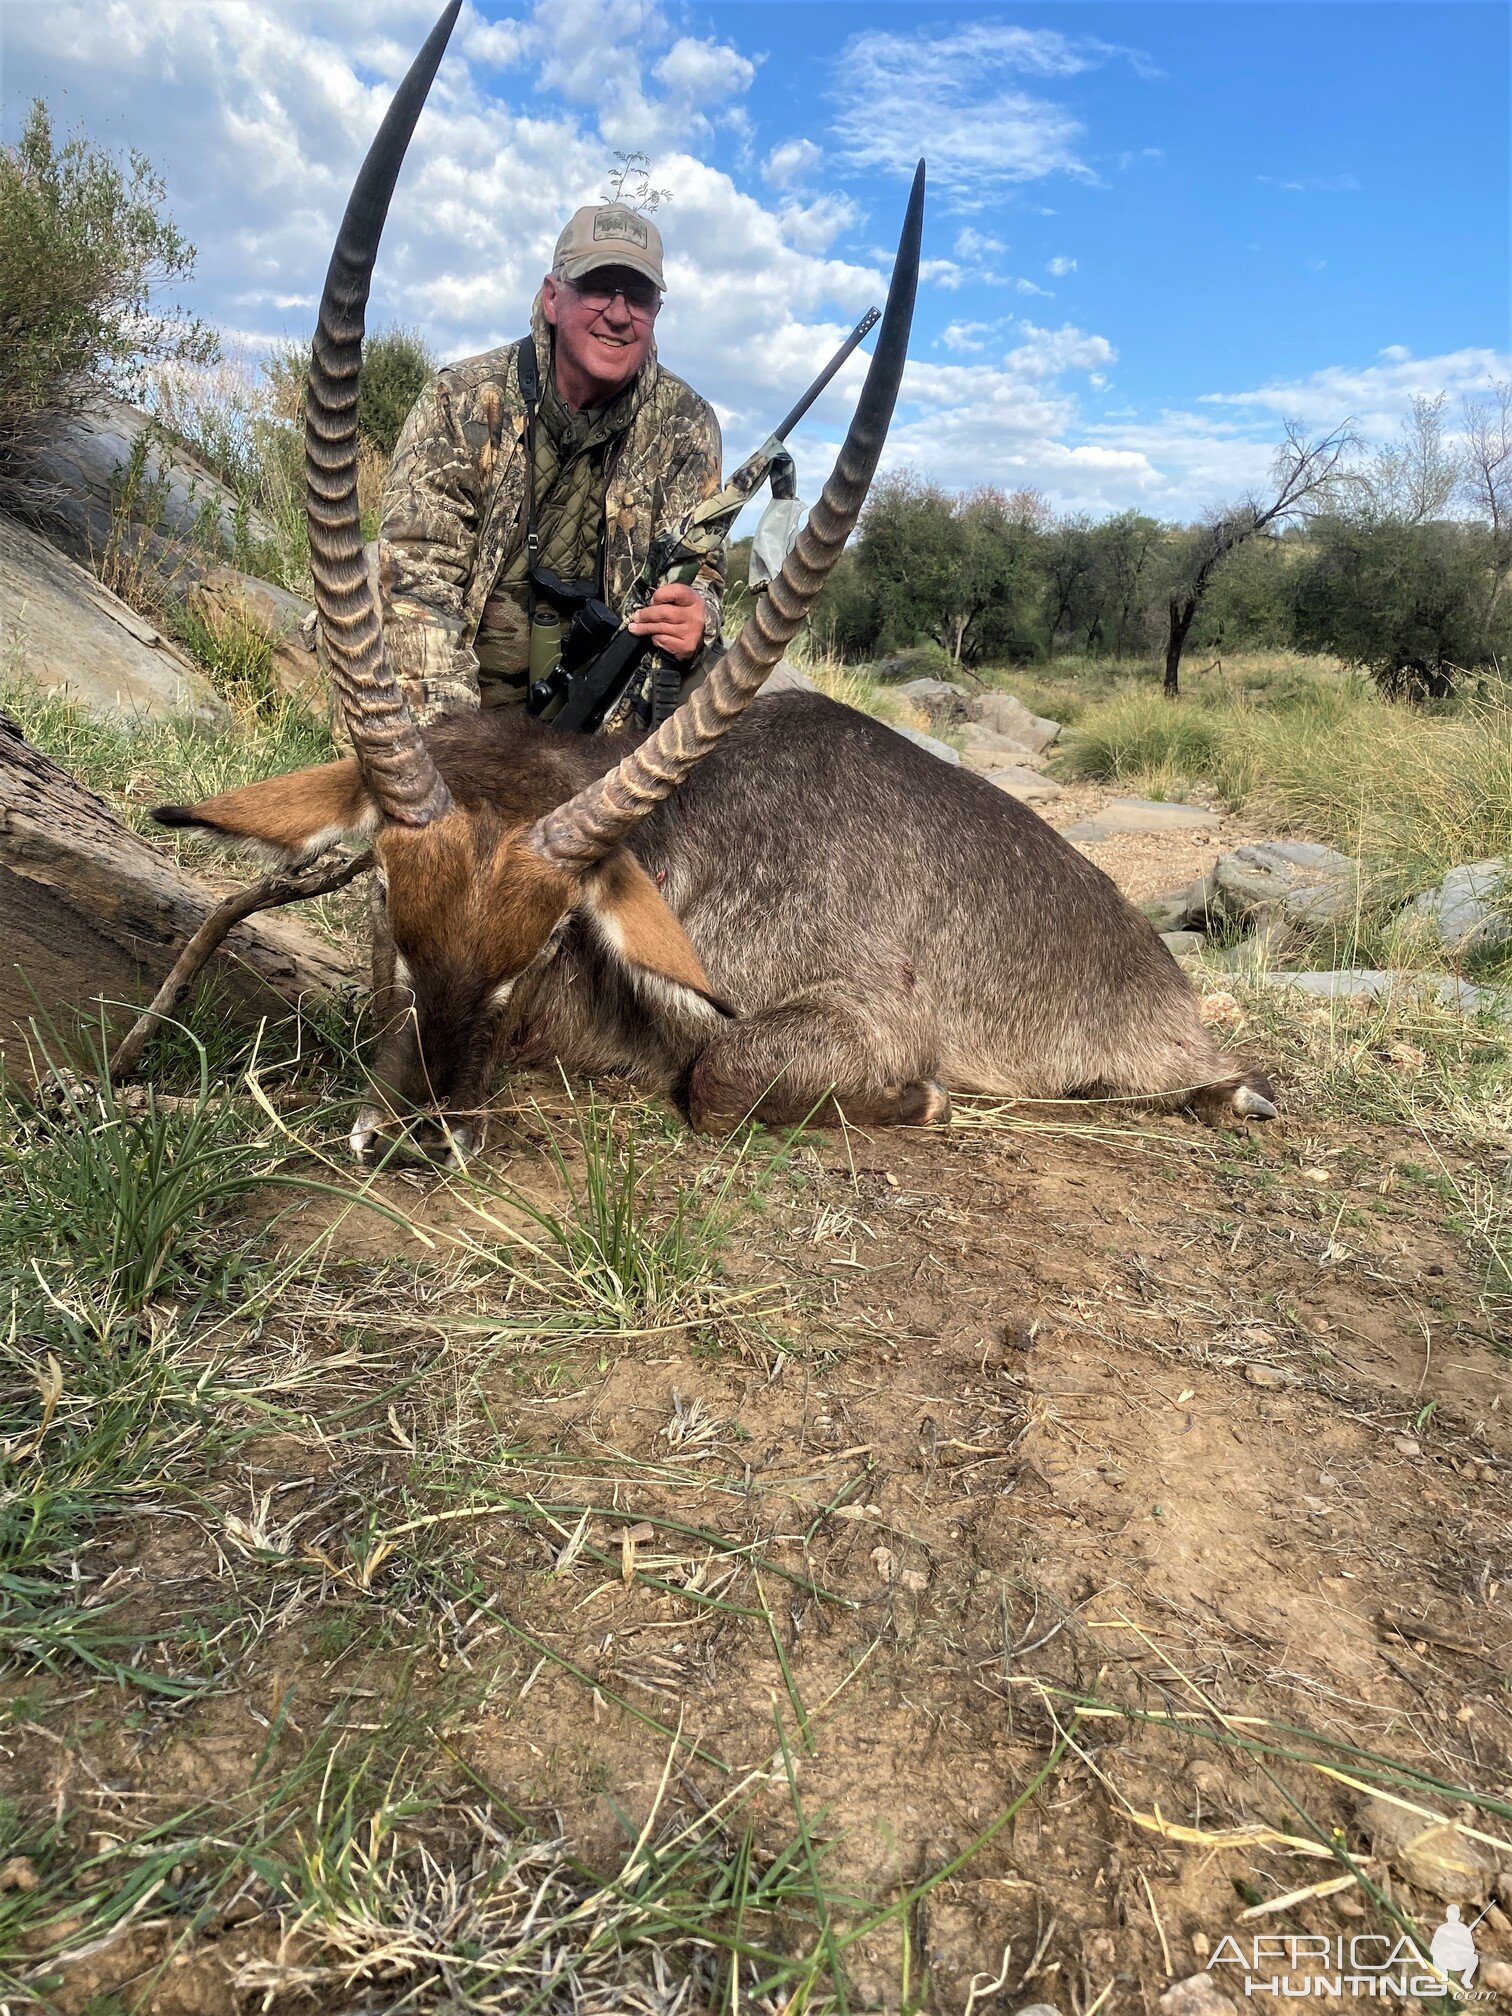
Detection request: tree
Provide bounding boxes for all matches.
[0,101,215,450]
[1460,380,1512,620]
[1161,420,1356,695]
[1291,514,1503,698]
[1367,392,1459,524]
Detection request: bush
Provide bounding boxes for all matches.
[0,101,215,446]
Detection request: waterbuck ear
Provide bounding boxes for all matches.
[584,852,735,1018]
[152,760,379,864]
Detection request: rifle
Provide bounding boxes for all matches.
[527,305,881,734]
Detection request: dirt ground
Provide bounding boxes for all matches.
[5,790,1509,2015]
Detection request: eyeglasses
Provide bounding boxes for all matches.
[567,276,662,321]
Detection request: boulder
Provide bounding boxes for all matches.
[2,392,272,586]
[1161,930,1205,957]
[1142,872,1216,933]
[188,566,322,708]
[0,712,354,1065]
[894,676,971,725]
[986,764,1062,803]
[1264,969,1509,1017]
[1409,859,1509,956]
[960,726,1049,774]
[967,691,1061,752]
[1062,798,1223,842]
[0,511,227,728]
[760,659,822,696]
[1211,840,1359,929]
[869,648,941,685]
[888,721,961,765]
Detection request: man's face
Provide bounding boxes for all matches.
[542,263,660,404]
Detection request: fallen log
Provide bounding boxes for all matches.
[0,710,356,1070]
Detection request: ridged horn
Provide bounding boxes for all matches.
[530,160,926,869]
[305,0,460,827]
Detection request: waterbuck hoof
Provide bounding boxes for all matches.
[1232,1082,1278,1121]
[348,1108,383,1160]
[902,1078,953,1126]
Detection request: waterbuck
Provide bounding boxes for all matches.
[156,2,1275,1159]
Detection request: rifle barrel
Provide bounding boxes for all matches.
[773,306,880,443]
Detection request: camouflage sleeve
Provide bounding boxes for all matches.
[663,399,725,654]
[377,372,482,720]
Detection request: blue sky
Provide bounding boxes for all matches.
[3,0,1508,519]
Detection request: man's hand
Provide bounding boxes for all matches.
[626,581,704,662]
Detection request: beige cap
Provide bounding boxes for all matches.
[552,203,665,291]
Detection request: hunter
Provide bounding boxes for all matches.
[377,201,724,724]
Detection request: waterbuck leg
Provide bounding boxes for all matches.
[685,1001,950,1135]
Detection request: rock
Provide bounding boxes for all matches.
[1393,1435,1421,1457]
[869,648,940,685]
[2,392,272,584]
[987,765,1062,803]
[188,566,322,708]
[1142,872,1216,933]
[1062,797,1223,842]
[960,726,1049,773]
[760,659,822,697]
[1264,969,1509,1017]
[0,711,354,1063]
[1211,840,1359,930]
[1244,1364,1292,1388]
[0,511,227,727]
[968,690,1061,752]
[888,722,961,765]
[1357,1793,1495,1902]
[1158,1978,1237,2016]
[894,676,972,725]
[1409,859,1510,955]
[1161,930,1205,957]
[1012,2005,1065,2016]
[1482,1959,1512,1994]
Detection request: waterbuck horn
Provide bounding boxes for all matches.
[305,0,460,827]
[530,160,927,869]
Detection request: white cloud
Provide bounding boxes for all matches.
[919,258,967,291]
[1258,173,1361,194]
[654,36,757,105]
[1046,254,1077,276]
[1014,278,1053,297]
[777,191,863,254]
[1199,344,1512,438]
[763,136,822,188]
[940,320,995,352]
[830,21,1152,201]
[954,226,1006,259]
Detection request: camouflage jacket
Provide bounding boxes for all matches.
[378,294,724,721]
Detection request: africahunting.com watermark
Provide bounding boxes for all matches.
[1210,1907,1485,1997]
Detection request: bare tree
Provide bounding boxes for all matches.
[1461,380,1512,614]
[1162,419,1357,696]
[604,151,672,213]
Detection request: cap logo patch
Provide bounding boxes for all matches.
[593,209,649,250]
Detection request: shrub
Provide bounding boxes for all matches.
[0,101,215,447]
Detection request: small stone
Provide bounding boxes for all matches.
[898,1567,929,1594]
[1481,1960,1512,1994]
[1393,1435,1421,1457]
[0,1858,38,1892]
[1485,1904,1512,1936]
[1161,930,1206,957]
[1159,1977,1238,2016]
[1245,1364,1291,1388]
[1012,2006,1065,2016]
[1357,1793,1494,1900]
[1190,1931,1211,1958]
[871,1545,896,1583]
